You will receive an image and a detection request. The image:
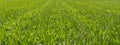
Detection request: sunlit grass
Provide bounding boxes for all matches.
[0,0,120,45]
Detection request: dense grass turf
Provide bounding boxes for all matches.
[0,0,120,45]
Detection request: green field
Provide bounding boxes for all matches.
[0,0,120,45]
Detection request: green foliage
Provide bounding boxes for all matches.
[0,0,120,45]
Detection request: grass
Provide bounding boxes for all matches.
[0,0,120,45]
